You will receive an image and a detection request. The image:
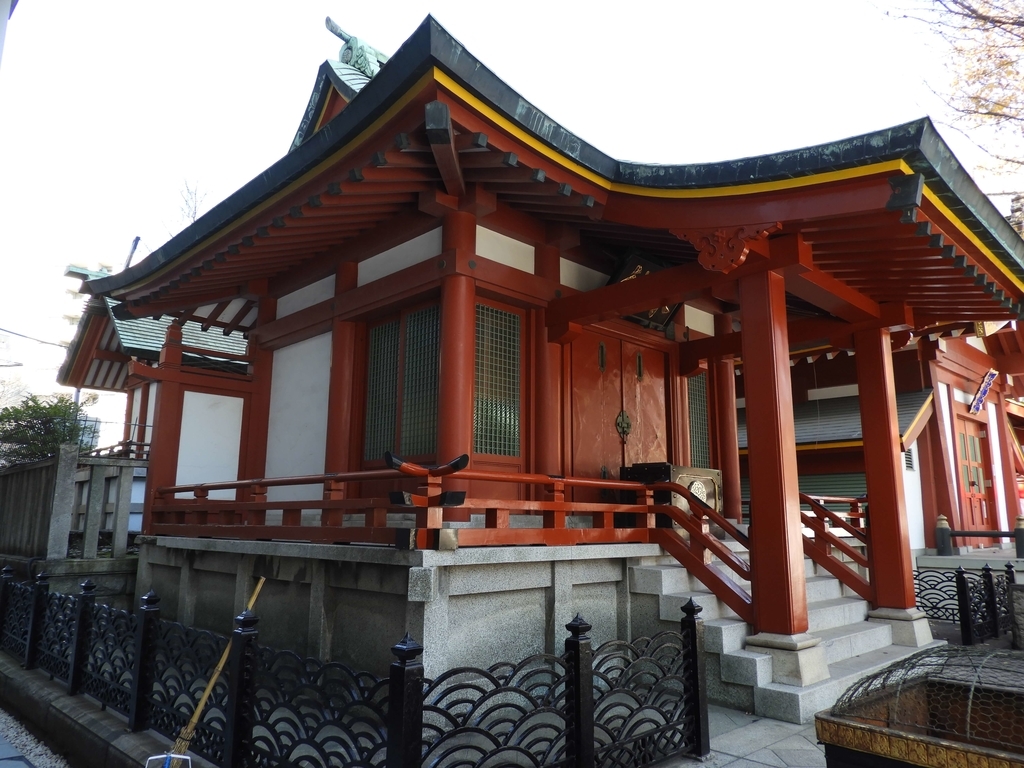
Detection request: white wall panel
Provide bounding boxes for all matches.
[265,332,332,502]
[560,258,608,292]
[357,229,442,287]
[938,383,961,519]
[176,391,244,500]
[476,226,534,272]
[277,275,335,319]
[902,443,925,550]
[987,402,1009,530]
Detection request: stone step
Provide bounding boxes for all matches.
[805,575,843,603]
[752,640,945,724]
[807,596,869,632]
[809,620,893,665]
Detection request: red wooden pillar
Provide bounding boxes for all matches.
[241,294,276,484]
[534,244,562,479]
[739,270,808,635]
[854,327,915,610]
[325,263,358,474]
[714,313,742,522]
[143,324,185,533]
[438,211,477,476]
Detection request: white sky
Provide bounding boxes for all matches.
[0,0,1020,440]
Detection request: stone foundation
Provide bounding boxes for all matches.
[136,537,669,676]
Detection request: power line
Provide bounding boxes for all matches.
[0,328,69,349]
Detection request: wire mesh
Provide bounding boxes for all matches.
[473,304,520,456]
[363,320,399,461]
[688,373,710,469]
[832,646,1024,753]
[400,305,440,457]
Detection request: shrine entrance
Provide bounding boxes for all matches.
[570,331,668,501]
[956,415,996,545]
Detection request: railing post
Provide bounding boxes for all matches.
[67,579,96,695]
[386,633,424,768]
[1007,562,1017,585]
[954,567,975,645]
[982,564,1000,638]
[565,614,595,768]
[222,610,260,768]
[936,515,953,556]
[681,599,710,758]
[23,572,50,670]
[128,590,161,732]
[1015,515,1024,560]
[0,566,14,631]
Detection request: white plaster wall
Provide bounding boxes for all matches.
[145,382,158,445]
[277,275,335,319]
[265,332,332,502]
[476,226,534,273]
[175,391,244,500]
[902,442,925,550]
[560,258,608,292]
[938,383,961,520]
[130,387,142,442]
[357,229,442,287]
[683,306,715,337]
[987,401,1010,530]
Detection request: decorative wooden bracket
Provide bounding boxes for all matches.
[672,223,779,273]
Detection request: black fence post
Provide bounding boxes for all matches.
[1015,515,1024,559]
[67,579,96,695]
[682,599,710,758]
[0,566,14,633]
[23,572,50,670]
[386,633,424,768]
[1007,562,1017,585]
[954,567,975,645]
[936,515,953,556]
[222,610,260,768]
[128,590,161,732]
[565,614,595,768]
[982,564,1000,638]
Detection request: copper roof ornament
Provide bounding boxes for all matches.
[325,17,389,78]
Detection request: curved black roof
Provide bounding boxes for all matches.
[86,16,1024,297]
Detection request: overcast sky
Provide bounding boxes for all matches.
[0,0,1016,434]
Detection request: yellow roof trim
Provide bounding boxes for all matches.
[435,69,914,198]
[739,440,864,456]
[921,186,1024,295]
[900,391,934,449]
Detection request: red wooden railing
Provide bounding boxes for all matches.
[151,458,874,625]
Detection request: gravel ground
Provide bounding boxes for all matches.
[0,707,70,768]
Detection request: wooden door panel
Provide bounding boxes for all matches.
[571,333,623,502]
[956,417,994,544]
[622,342,668,468]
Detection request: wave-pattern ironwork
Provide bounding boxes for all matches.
[36,592,77,683]
[994,572,1013,634]
[82,603,136,714]
[913,570,960,622]
[591,631,698,767]
[0,583,33,661]
[965,572,995,642]
[249,647,390,768]
[148,619,229,765]
[420,653,572,768]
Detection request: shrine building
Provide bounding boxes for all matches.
[60,16,1024,722]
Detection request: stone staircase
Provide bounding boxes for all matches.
[630,551,943,723]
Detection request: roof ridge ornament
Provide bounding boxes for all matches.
[325,17,389,78]
[672,223,779,273]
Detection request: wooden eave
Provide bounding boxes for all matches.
[84,17,1024,339]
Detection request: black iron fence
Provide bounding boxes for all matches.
[0,567,709,768]
[913,564,1016,645]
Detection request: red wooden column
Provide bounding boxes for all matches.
[143,324,185,532]
[325,263,358,474]
[854,327,915,610]
[714,313,743,522]
[534,244,562,479]
[437,211,477,474]
[738,270,808,636]
[240,292,276,484]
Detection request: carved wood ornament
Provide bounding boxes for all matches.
[672,223,779,273]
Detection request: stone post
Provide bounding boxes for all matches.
[46,444,80,559]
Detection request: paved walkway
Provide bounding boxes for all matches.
[0,727,32,768]
[670,705,825,768]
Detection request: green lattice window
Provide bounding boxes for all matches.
[474,304,521,456]
[688,372,710,469]
[363,305,440,461]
